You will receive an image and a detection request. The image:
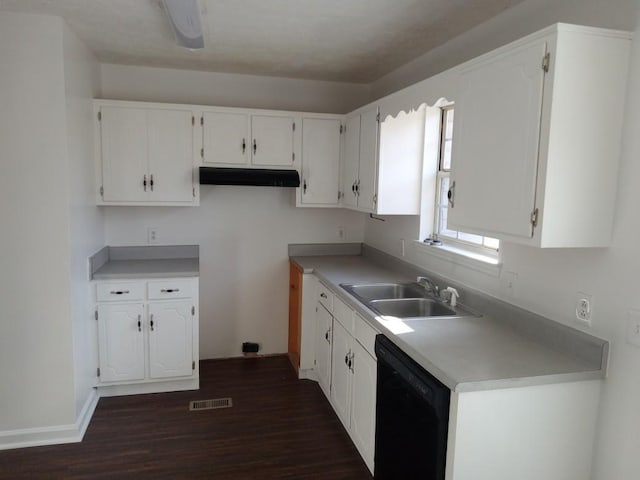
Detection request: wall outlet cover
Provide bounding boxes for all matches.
[575,292,593,325]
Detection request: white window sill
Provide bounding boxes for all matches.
[412,240,502,277]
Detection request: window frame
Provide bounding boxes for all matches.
[427,104,500,260]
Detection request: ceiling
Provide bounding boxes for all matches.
[0,0,525,83]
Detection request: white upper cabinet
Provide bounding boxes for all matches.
[202,111,250,166]
[201,109,296,168]
[298,116,342,207]
[96,100,199,206]
[341,105,425,215]
[448,24,631,247]
[251,114,295,167]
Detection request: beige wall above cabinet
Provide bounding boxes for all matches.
[341,105,425,215]
[201,108,297,168]
[448,24,632,248]
[95,100,199,206]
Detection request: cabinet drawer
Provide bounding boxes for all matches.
[354,313,379,358]
[317,282,334,311]
[333,295,354,333]
[96,282,145,302]
[148,279,193,300]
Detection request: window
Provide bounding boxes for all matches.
[426,105,500,255]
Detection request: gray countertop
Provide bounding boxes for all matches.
[291,254,606,393]
[90,245,199,280]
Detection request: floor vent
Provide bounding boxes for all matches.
[189,398,233,411]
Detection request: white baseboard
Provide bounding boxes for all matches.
[299,367,317,381]
[0,388,99,451]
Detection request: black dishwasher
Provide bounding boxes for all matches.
[374,335,450,480]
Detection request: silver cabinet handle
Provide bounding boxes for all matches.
[242,138,246,154]
[303,179,307,194]
[160,288,180,293]
[150,314,154,332]
[150,174,154,192]
[110,290,130,295]
[253,139,257,155]
[324,328,331,344]
[143,174,147,192]
[320,293,327,299]
[137,314,142,332]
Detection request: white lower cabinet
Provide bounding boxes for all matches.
[95,277,199,396]
[314,302,333,398]
[310,278,378,474]
[350,340,377,472]
[97,303,145,383]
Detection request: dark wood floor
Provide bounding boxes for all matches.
[0,356,372,479]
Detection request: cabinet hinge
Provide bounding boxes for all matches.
[373,193,378,205]
[292,122,296,132]
[376,112,380,123]
[192,116,195,126]
[192,187,196,198]
[96,367,100,377]
[200,116,204,126]
[201,148,204,159]
[542,52,551,73]
[192,360,196,370]
[531,208,539,228]
[191,306,195,316]
[94,310,98,321]
[338,191,342,201]
[97,111,101,121]
[99,186,104,197]
[292,152,295,162]
[340,124,344,134]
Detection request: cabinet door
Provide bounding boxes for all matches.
[350,341,377,474]
[449,41,547,239]
[315,302,333,398]
[148,301,194,379]
[148,108,195,203]
[357,107,379,212]
[301,118,341,205]
[330,319,353,430]
[341,114,361,209]
[202,111,250,165]
[97,303,145,383]
[100,106,149,202]
[251,115,295,166]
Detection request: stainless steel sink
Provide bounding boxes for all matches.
[342,282,426,302]
[369,298,457,318]
[340,282,479,320]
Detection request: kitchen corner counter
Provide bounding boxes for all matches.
[90,245,199,279]
[290,253,607,393]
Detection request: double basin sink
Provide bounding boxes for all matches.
[340,282,478,320]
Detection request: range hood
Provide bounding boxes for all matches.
[199,167,300,187]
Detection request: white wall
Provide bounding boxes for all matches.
[371,0,638,98]
[364,4,640,479]
[101,63,371,114]
[0,13,76,431]
[62,24,104,421]
[104,191,365,358]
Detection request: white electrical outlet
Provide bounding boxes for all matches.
[575,292,593,325]
[147,227,159,244]
[337,226,345,240]
[626,310,640,348]
[501,271,518,298]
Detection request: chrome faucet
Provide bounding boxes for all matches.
[416,276,439,297]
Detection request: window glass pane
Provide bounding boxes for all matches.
[439,176,450,206]
[458,232,484,245]
[439,207,457,238]
[441,140,452,170]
